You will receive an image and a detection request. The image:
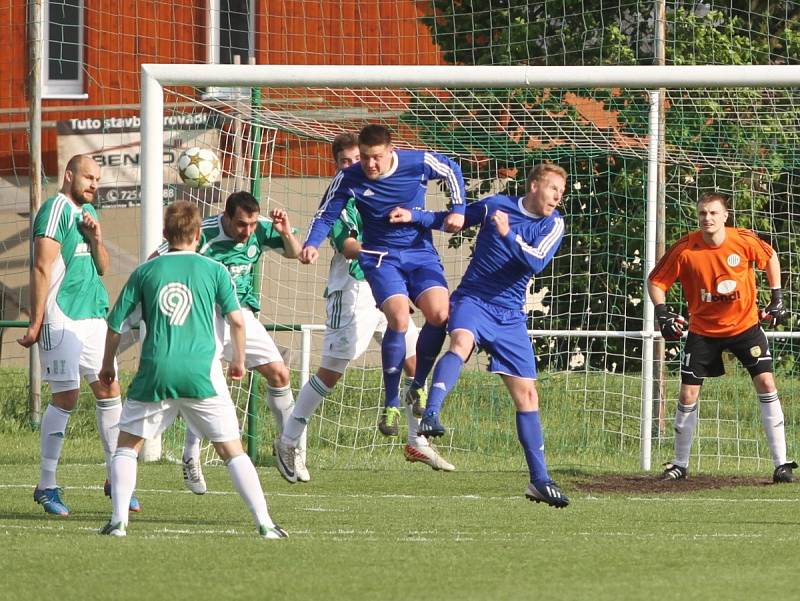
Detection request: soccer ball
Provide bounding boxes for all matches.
[176,147,221,187]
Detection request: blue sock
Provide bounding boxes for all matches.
[381,328,406,408]
[424,351,464,417]
[516,410,550,484]
[413,323,447,389]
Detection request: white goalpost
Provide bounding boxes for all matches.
[139,64,800,472]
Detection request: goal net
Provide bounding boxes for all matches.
[142,65,799,473]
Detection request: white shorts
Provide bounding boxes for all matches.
[321,280,418,363]
[38,317,116,391]
[220,309,283,369]
[119,395,241,443]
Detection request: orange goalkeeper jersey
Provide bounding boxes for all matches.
[649,227,774,337]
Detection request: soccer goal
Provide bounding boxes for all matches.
[139,64,800,473]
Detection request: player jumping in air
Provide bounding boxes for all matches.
[648,192,795,483]
[299,124,466,438]
[273,133,454,482]
[395,163,570,508]
[98,201,287,538]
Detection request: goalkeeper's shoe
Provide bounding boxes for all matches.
[418,411,446,438]
[182,457,207,495]
[773,461,798,483]
[403,443,455,472]
[33,487,69,516]
[404,386,428,418]
[98,521,127,537]
[660,463,688,481]
[525,480,570,508]
[273,438,297,483]
[378,406,402,437]
[104,479,141,513]
[259,524,289,539]
[295,448,310,483]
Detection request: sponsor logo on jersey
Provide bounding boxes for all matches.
[158,282,194,326]
[727,253,741,267]
[363,188,374,197]
[228,264,252,277]
[700,287,741,303]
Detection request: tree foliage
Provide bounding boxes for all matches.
[407,1,800,370]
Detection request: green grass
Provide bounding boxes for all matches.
[2,431,800,601]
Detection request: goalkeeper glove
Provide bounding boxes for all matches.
[763,288,788,328]
[654,303,687,340]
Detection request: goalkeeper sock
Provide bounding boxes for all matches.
[425,351,464,416]
[39,404,72,489]
[266,384,294,433]
[183,427,202,463]
[412,323,447,389]
[110,447,138,526]
[759,391,788,466]
[282,375,331,445]
[95,396,122,480]
[673,402,698,467]
[381,327,406,408]
[226,453,274,528]
[516,410,551,484]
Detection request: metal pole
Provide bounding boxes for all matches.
[27,0,43,429]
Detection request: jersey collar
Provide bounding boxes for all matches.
[376,151,399,180]
[517,197,543,219]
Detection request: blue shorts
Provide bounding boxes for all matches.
[448,293,537,379]
[358,244,448,308]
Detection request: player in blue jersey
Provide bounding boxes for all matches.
[392,163,570,508]
[299,124,467,436]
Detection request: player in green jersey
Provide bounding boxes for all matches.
[98,201,287,539]
[19,154,139,517]
[154,191,303,491]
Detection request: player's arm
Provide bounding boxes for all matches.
[647,281,686,340]
[225,309,246,380]
[301,176,351,264]
[80,209,110,275]
[17,237,60,348]
[761,250,787,327]
[100,271,142,384]
[496,212,564,274]
[389,201,484,231]
[422,151,467,232]
[99,330,121,386]
[269,208,301,258]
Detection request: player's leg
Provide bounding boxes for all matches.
[182,394,287,539]
[663,332,718,480]
[82,318,141,512]
[34,322,87,515]
[418,329,472,437]
[501,375,568,508]
[101,398,178,536]
[729,326,796,482]
[378,294,412,435]
[181,426,207,495]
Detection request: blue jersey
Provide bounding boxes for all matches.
[304,149,465,251]
[415,194,564,310]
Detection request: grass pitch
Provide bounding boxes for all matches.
[2,432,799,601]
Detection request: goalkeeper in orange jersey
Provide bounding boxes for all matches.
[647,192,795,483]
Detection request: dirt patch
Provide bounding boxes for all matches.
[574,474,769,494]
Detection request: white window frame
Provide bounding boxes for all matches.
[204,0,255,100]
[42,0,87,99]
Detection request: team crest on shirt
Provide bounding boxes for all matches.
[750,346,762,358]
[727,253,741,267]
[247,245,258,258]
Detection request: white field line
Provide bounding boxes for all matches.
[1,483,799,503]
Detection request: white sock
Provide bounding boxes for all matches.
[266,384,294,434]
[759,391,788,467]
[282,375,330,445]
[405,404,429,447]
[226,453,273,528]
[39,404,72,489]
[95,396,122,480]
[110,447,138,526]
[183,427,202,463]
[673,402,697,468]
